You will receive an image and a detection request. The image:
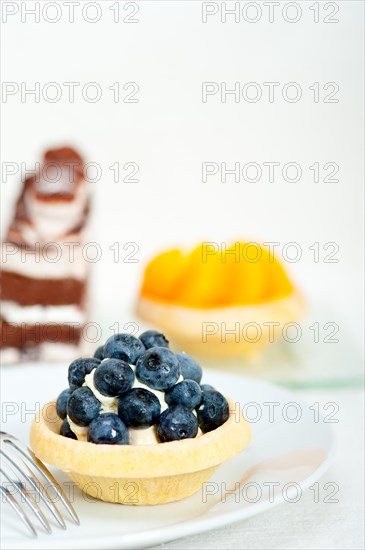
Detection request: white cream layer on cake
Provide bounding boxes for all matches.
[24,183,89,243]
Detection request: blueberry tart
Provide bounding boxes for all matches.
[30,331,251,505]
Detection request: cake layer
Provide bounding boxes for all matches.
[1,242,88,280]
[1,318,82,349]
[1,301,86,324]
[6,146,89,245]
[7,217,89,248]
[23,183,89,243]
[1,146,90,362]
[1,271,86,306]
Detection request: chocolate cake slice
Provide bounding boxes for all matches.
[1,147,90,362]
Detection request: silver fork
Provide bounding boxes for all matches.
[0,432,79,537]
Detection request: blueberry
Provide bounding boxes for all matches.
[68,357,101,390]
[56,388,73,420]
[67,387,101,426]
[196,390,229,433]
[176,352,202,383]
[165,380,202,409]
[200,384,215,392]
[93,358,135,397]
[136,347,180,391]
[103,333,145,364]
[139,330,169,350]
[157,405,198,442]
[88,413,129,445]
[118,388,161,429]
[60,419,77,440]
[93,345,104,361]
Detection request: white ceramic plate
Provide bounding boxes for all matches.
[0,364,334,550]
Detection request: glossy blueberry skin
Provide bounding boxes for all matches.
[139,330,169,350]
[165,380,202,410]
[157,405,198,442]
[68,358,101,390]
[176,352,202,384]
[88,413,129,445]
[60,418,77,440]
[56,388,73,420]
[118,388,161,429]
[136,347,180,391]
[93,359,135,397]
[196,390,229,433]
[103,333,145,364]
[67,387,101,427]
[200,384,215,392]
[93,345,104,361]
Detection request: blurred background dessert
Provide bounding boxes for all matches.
[1,147,90,362]
[136,242,305,358]
[1,3,362,389]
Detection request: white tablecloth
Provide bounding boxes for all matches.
[152,389,364,550]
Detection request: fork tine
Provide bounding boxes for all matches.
[5,440,80,525]
[0,467,51,533]
[0,449,66,529]
[0,485,38,537]
[15,480,53,534]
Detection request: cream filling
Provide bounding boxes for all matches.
[83,369,119,413]
[68,366,202,445]
[67,417,88,442]
[129,425,160,445]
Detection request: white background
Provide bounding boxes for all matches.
[1,0,364,346]
[1,3,364,549]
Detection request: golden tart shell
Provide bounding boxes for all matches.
[136,290,306,358]
[30,399,251,505]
